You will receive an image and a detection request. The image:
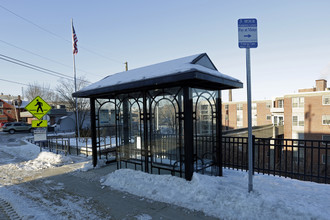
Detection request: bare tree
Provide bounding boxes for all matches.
[25,82,59,103]
[56,76,90,133]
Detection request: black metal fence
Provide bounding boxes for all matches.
[28,135,330,184]
[223,136,330,184]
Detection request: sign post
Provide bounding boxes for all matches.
[238,18,258,193]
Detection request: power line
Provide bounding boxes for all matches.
[0,39,105,77]
[0,53,91,84]
[0,4,70,44]
[0,54,72,79]
[0,78,29,86]
[0,4,124,64]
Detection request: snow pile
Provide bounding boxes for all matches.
[78,159,107,172]
[101,169,330,220]
[20,152,73,171]
[1,140,40,160]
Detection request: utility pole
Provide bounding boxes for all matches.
[125,62,128,71]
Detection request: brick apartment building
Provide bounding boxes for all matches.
[222,100,272,130]
[282,79,330,142]
[222,79,330,142]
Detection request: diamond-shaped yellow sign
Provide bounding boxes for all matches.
[25,96,52,119]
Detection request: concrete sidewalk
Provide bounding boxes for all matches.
[22,163,219,220]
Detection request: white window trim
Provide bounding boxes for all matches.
[322,115,330,125]
[292,97,304,108]
[292,115,304,127]
[322,95,330,105]
[278,100,284,108]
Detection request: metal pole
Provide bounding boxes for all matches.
[73,54,80,143]
[246,48,253,192]
[71,19,80,151]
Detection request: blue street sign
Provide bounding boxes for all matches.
[238,18,258,48]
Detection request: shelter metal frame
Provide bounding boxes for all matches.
[74,53,243,180]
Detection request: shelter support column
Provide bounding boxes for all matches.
[216,91,223,176]
[183,87,194,181]
[123,99,130,159]
[143,91,149,173]
[90,98,98,167]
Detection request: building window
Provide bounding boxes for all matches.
[323,95,330,105]
[266,102,271,108]
[200,104,209,114]
[266,115,271,121]
[0,109,3,115]
[7,110,11,114]
[236,114,243,128]
[322,135,330,145]
[278,116,284,125]
[322,115,330,125]
[202,115,209,120]
[252,103,257,110]
[292,116,298,126]
[225,104,229,110]
[293,115,304,126]
[0,102,3,108]
[292,97,304,108]
[278,100,284,108]
[201,105,208,110]
[322,154,330,164]
[237,103,243,111]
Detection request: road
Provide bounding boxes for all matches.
[0,132,218,220]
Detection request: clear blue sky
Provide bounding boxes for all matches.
[1,0,330,102]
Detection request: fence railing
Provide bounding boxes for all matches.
[28,135,329,184]
[223,136,330,184]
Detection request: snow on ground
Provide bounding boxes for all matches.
[0,134,103,219]
[101,169,330,220]
[0,139,79,185]
[1,138,40,161]
[1,134,329,219]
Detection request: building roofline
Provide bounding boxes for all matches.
[284,90,330,98]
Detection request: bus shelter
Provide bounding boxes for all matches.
[73,53,243,180]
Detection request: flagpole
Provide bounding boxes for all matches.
[73,54,80,138]
[72,19,80,148]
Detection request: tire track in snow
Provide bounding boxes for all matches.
[0,197,21,220]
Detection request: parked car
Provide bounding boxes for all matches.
[2,122,33,134]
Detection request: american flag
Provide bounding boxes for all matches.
[72,23,78,55]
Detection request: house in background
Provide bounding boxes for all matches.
[0,95,28,124]
[0,98,17,124]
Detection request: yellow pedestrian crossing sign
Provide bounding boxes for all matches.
[25,96,52,119]
[32,120,48,128]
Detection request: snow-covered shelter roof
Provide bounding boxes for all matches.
[73,53,243,98]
